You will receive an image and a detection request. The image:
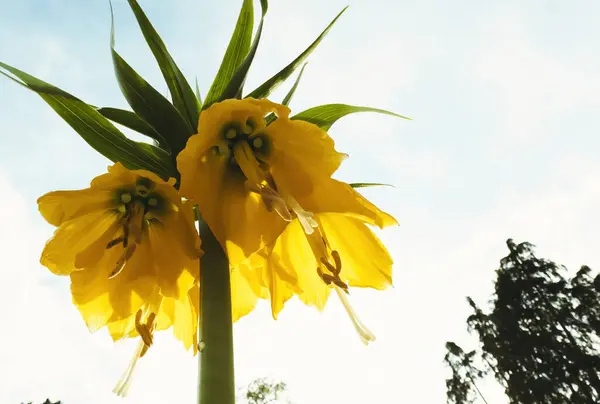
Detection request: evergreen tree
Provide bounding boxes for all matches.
[445,239,600,404]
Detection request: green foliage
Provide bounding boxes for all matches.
[247,7,347,99]
[203,0,255,108]
[445,239,600,404]
[125,0,200,128]
[110,3,193,155]
[281,63,308,107]
[0,62,174,180]
[218,0,268,103]
[291,103,410,131]
[240,378,290,404]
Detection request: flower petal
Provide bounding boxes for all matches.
[41,210,118,275]
[38,189,114,227]
[265,118,347,197]
[300,178,398,229]
[271,220,331,311]
[70,240,158,331]
[318,214,393,289]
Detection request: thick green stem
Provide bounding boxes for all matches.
[197,218,235,404]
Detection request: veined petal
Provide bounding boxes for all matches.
[300,178,398,229]
[317,214,393,289]
[38,188,115,227]
[148,222,197,300]
[161,286,199,352]
[230,265,261,322]
[272,220,331,310]
[70,239,158,331]
[221,174,287,266]
[264,118,347,197]
[41,210,118,275]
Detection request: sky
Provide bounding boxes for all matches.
[1,0,600,403]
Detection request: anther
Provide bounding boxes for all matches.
[117,205,127,213]
[120,193,132,204]
[147,197,158,207]
[225,128,237,139]
[106,237,124,249]
[331,250,342,274]
[251,136,264,149]
[136,185,149,196]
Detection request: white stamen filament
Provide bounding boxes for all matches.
[335,287,376,345]
[286,196,318,234]
[113,339,145,397]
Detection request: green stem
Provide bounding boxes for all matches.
[197,217,235,404]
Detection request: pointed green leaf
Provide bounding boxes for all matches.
[97,107,168,147]
[350,183,393,189]
[125,0,200,129]
[218,0,268,102]
[110,4,193,154]
[195,77,203,106]
[247,7,346,99]
[203,0,254,108]
[0,61,174,179]
[281,63,307,107]
[291,104,410,131]
[264,63,307,125]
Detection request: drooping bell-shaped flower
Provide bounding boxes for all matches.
[38,162,201,344]
[177,98,347,267]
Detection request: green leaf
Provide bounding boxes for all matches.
[110,3,193,154]
[203,0,255,108]
[281,62,307,106]
[291,103,411,131]
[218,0,268,102]
[125,0,200,130]
[264,63,307,125]
[0,61,174,179]
[350,183,393,189]
[97,107,168,147]
[247,6,346,99]
[195,77,203,106]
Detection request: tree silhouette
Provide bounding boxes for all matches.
[239,378,291,404]
[445,239,600,404]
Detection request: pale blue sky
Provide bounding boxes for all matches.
[1,1,600,403]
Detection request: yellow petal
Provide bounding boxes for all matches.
[70,239,158,331]
[40,211,118,275]
[38,188,114,227]
[167,287,199,352]
[265,118,347,197]
[317,214,393,289]
[147,222,197,300]
[230,265,261,322]
[300,178,398,229]
[271,220,331,310]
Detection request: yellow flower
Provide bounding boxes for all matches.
[38,162,201,336]
[248,179,397,344]
[177,98,347,267]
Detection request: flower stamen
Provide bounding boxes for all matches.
[106,201,146,279]
[335,287,376,345]
[113,309,157,397]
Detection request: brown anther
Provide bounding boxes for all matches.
[320,257,338,275]
[106,237,124,249]
[334,279,349,293]
[317,251,349,291]
[317,267,334,285]
[135,310,156,349]
[109,244,137,279]
[331,250,342,273]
